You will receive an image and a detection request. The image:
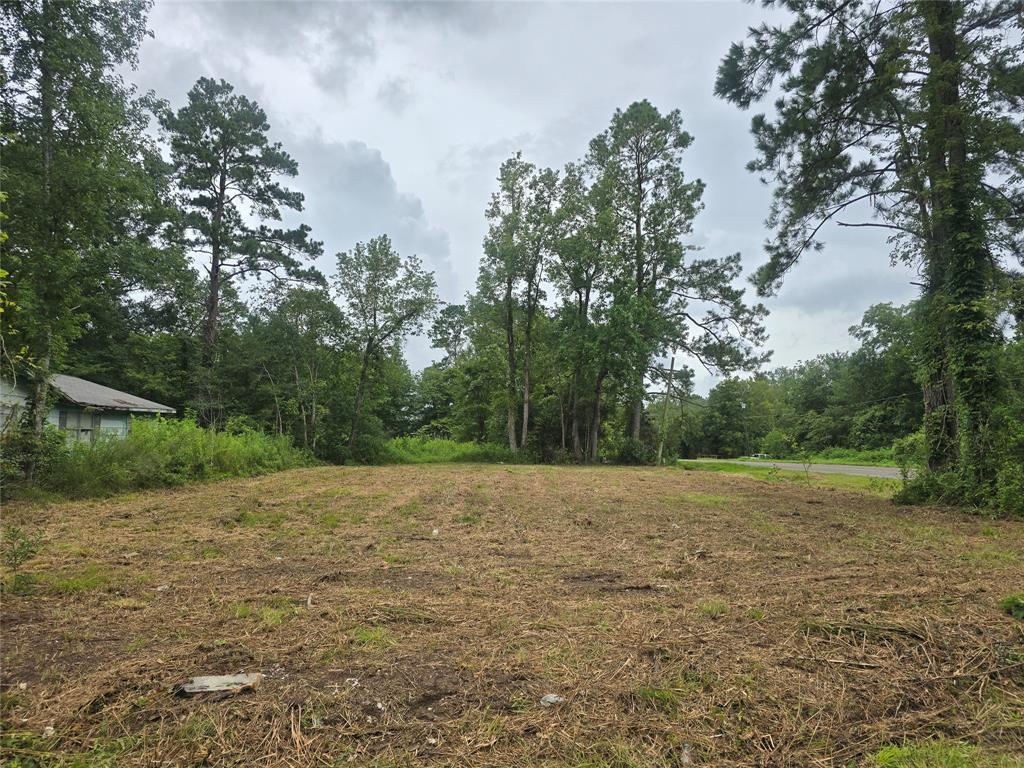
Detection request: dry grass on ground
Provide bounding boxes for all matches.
[1,465,1023,767]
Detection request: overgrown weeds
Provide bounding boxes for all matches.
[4,418,312,499]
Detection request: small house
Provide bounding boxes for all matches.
[0,374,176,443]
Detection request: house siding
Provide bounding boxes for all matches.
[3,378,150,443]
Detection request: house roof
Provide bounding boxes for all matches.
[50,374,176,414]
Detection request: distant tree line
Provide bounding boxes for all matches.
[669,303,925,461]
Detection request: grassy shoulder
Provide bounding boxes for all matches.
[737,447,898,467]
[678,459,902,496]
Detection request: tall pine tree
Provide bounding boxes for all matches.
[160,78,323,423]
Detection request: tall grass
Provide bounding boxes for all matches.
[374,436,517,464]
[37,418,311,498]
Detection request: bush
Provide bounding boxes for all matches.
[615,437,655,466]
[1,526,42,593]
[893,430,926,479]
[23,418,311,499]
[994,462,1024,517]
[760,429,794,458]
[0,425,67,497]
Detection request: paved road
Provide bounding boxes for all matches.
[692,459,903,479]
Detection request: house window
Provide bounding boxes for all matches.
[58,409,67,429]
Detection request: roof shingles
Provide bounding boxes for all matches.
[50,375,176,414]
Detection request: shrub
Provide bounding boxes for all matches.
[994,462,1024,517]
[760,429,794,459]
[0,425,66,498]
[893,430,926,480]
[616,437,654,466]
[1,526,42,594]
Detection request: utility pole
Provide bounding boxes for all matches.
[656,350,676,465]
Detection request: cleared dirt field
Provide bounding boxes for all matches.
[1,465,1022,767]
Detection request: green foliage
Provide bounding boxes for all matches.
[893,431,927,479]
[334,235,438,452]
[994,462,1024,517]
[1,527,41,572]
[1,0,171,445]
[1000,594,1024,621]
[759,428,794,459]
[27,418,310,499]
[370,436,517,465]
[1,526,42,594]
[615,438,654,466]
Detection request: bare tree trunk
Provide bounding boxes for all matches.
[570,371,582,462]
[504,275,518,452]
[262,363,284,435]
[520,351,531,450]
[308,361,318,453]
[628,394,643,441]
[558,392,566,453]
[33,0,55,442]
[200,157,228,371]
[349,343,373,451]
[588,368,607,462]
[293,366,308,449]
[656,352,675,465]
[27,1,55,482]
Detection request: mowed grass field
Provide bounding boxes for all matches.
[1,465,1022,767]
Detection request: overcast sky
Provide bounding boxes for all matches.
[132,0,919,393]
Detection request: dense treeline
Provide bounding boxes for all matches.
[1,0,1021,513]
[677,303,924,461]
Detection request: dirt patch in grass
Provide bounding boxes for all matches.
[1,464,1022,766]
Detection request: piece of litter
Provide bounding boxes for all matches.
[540,693,565,707]
[306,593,314,609]
[431,528,439,537]
[17,683,27,691]
[42,725,55,738]
[345,677,360,687]
[375,701,384,710]
[155,584,170,592]
[176,673,263,696]
[426,737,438,745]
[274,556,283,561]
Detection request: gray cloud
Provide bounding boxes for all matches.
[288,137,456,299]
[376,77,415,115]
